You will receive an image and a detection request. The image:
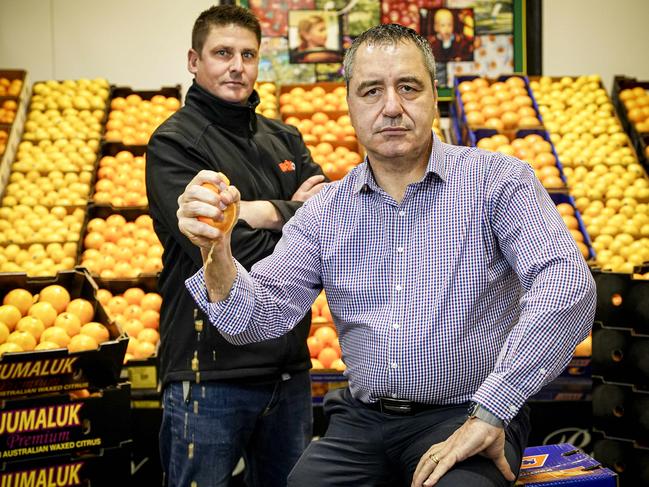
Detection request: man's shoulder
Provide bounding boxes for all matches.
[149,105,209,146]
[442,142,528,184]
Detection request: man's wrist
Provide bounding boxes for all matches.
[467,401,505,428]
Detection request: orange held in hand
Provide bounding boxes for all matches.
[197,174,237,233]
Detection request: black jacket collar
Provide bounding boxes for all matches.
[186,80,260,134]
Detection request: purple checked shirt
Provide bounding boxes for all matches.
[186,133,596,423]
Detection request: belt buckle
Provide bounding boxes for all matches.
[379,397,413,415]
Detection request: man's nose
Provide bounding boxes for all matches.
[382,88,403,118]
[230,54,244,73]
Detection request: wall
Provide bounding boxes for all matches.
[1,0,649,94]
[0,0,215,94]
[542,0,649,91]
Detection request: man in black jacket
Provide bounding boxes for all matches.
[146,5,326,487]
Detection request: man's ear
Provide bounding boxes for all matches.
[188,48,200,75]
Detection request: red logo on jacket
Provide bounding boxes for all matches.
[278,160,296,172]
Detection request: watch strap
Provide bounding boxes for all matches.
[468,402,505,428]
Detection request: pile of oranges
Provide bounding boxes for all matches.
[0,99,17,124]
[97,287,161,362]
[0,77,23,97]
[93,150,147,207]
[81,214,163,278]
[279,85,348,115]
[13,139,98,174]
[619,86,649,133]
[309,292,344,371]
[0,205,85,245]
[2,169,92,207]
[105,94,180,145]
[458,76,541,131]
[476,133,565,189]
[0,242,78,275]
[0,285,109,355]
[555,202,591,259]
[285,113,357,146]
[307,143,362,181]
[255,82,278,119]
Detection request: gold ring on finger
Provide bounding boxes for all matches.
[429,452,440,464]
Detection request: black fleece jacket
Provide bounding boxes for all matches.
[146,81,324,386]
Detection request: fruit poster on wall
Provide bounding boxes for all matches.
[241,0,520,94]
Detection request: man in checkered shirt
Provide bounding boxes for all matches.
[177,24,595,487]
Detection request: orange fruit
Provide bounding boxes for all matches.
[40,326,71,347]
[3,289,34,315]
[307,336,323,358]
[123,319,143,338]
[54,312,81,337]
[68,334,98,352]
[311,358,324,369]
[330,358,346,371]
[7,330,36,351]
[66,298,94,325]
[140,309,159,329]
[138,328,159,344]
[35,341,61,351]
[126,337,139,355]
[0,342,23,355]
[123,304,142,321]
[106,296,129,316]
[0,305,22,330]
[80,322,110,343]
[123,287,145,305]
[0,322,9,343]
[317,347,338,368]
[96,289,112,306]
[140,293,162,312]
[197,180,237,233]
[38,285,71,313]
[16,316,45,341]
[314,326,337,346]
[27,302,57,328]
[134,340,156,359]
[331,337,341,357]
[320,304,333,322]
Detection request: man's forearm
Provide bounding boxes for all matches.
[201,242,238,302]
[239,200,283,231]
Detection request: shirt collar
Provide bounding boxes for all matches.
[353,132,448,194]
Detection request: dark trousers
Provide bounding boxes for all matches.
[288,388,530,487]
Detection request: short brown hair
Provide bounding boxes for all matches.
[192,5,262,55]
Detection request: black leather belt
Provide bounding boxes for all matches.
[363,397,448,416]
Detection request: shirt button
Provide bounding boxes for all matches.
[393,323,400,330]
[396,246,404,253]
[539,368,546,375]
[509,405,517,413]
[395,284,402,291]
[391,393,398,399]
[391,362,398,369]
[398,210,405,217]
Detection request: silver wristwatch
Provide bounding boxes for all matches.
[467,402,505,428]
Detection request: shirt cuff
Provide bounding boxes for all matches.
[185,261,256,338]
[471,373,527,424]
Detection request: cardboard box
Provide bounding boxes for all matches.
[0,444,131,485]
[310,371,347,405]
[516,443,617,486]
[0,383,130,461]
[0,270,128,397]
